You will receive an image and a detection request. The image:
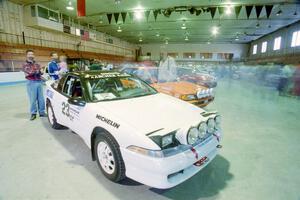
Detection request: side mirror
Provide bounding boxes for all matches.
[68,97,86,107]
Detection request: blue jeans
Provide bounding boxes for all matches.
[26,80,45,115]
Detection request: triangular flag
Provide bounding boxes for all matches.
[218,7,224,16]
[107,13,112,24]
[128,12,134,21]
[121,12,127,23]
[255,6,263,18]
[210,7,217,19]
[245,5,253,19]
[265,5,273,18]
[235,6,242,19]
[114,13,119,24]
[153,10,159,21]
[145,10,150,21]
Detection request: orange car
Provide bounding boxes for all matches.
[121,66,214,107]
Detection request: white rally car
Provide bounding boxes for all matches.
[45,71,222,189]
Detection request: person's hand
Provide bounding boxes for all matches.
[54,71,59,75]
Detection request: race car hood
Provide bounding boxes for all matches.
[95,93,205,135]
[151,81,207,96]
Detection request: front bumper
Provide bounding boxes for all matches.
[121,134,220,189]
[188,96,214,107]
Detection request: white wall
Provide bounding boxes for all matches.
[0,72,25,84]
[140,43,249,61]
[248,21,300,59]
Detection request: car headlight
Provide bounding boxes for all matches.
[181,94,196,101]
[207,118,215,133]
[197,122,207,138]
[127,146,164,158]
[149,130,179,149]
[215,115,221,130]
[187,127,199,144]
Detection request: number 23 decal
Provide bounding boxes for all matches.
[62,102,70,117]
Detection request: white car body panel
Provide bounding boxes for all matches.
[45,77,222,189]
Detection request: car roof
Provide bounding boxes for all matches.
[68,70,128,78]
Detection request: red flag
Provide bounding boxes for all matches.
[77,0,86,17]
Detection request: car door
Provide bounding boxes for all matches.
[64,76,87,134]
[47,76,69,126]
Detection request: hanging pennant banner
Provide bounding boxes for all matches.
[245,5,253,19]
[153,10,159,21]
[77,0,86,17]
[235,6,242,19]
[121,12,127,23]
[218,7,224,16]
[107,13,113,24]
[210,7,217,19]
[114,13,120,24]
[265,5,273,18]
[128,12,134,21]
[255,6,263,18]
[145,10,150,21]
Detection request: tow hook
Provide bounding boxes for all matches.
[216,144,222,149]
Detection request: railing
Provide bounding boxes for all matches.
[0,31,134,57]
[0,31,135,72]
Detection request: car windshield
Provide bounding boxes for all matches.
[86,74,157,102]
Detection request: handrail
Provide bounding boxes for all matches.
[0,31,134,56]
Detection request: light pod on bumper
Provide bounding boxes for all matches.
[197,122,207,138]
[187,127,199,144]
[215,115,221,130]
[207,118,215,134]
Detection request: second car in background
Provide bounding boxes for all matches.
[121,66,214,107]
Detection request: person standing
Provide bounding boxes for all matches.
[48,52,60,80]
[22,49,46,120]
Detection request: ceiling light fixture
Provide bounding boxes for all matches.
[66,1,74,10]
[117,26,122,32]
[139,38,143,42]
[207,41,211,44]
[134,6,144,20]
[225,5,233,15]
[211,26,219,36]
[156,32,160,37]
[181,23,187,30]
[115,0,121,4]
[185,36,189,41]
[165,40,169,44]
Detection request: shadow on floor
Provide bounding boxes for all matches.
[41,119,233,200]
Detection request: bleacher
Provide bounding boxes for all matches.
[0,42,133,72]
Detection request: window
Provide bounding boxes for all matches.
[183,53,195,59]
[253,44,257,54]
[167,53,179,58]
[30,6,36,17]
[273,37,281,50]
[200,53,213,59]
[261,41,267,53]
[63,76,83,98]
[291,30,300,47]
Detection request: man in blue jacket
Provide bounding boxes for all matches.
[48,52,60,80]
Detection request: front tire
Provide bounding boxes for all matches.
[94,132,126,182]
[47,102,65,130]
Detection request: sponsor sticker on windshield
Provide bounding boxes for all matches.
[86,72,130,79]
